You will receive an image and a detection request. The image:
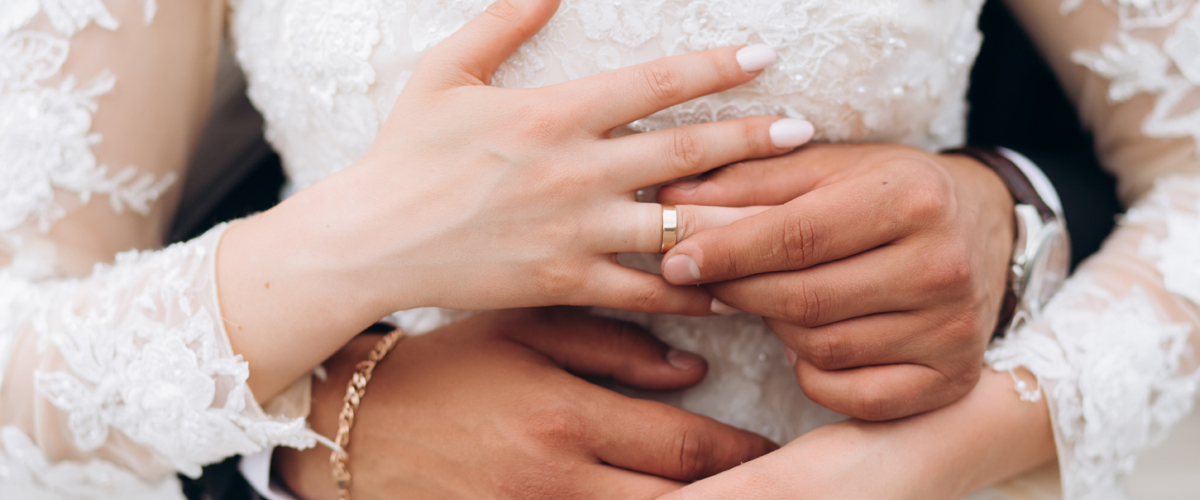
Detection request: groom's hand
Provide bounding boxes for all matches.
[276,309,776,500]
[656,144,1015,421]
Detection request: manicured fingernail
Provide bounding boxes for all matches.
[784,347,798,366]
[769,119,814,149]
[710,298,740,315]
[667,349,704,370]
[736,44,777,73]
[662,255,701,285]
[666,179,703,191]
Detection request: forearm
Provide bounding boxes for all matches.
[216,164,416,401]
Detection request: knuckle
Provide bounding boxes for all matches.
[848,387,894,422]
[665,128,705,177]
[672,426,715,480]
[779,211,819,270]
[780,279,822,326]
[628,283,668,312]
[639,63,686,104]
[742,119,772,155]
[803,332,850,370]
[892,161,954,222]
[513,101,566,142]
[482,0,539,39]
[524,407,587,444]
[532,261,582,299]
[916,244,973,293]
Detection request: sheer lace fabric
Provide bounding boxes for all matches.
[988,0,1200,498]
[0,1,321,498]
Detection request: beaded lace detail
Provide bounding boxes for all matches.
[230,0,985,195]
[980,2,1200,499]
[0,0,174,235]
[1067,0,1200,145]
[0,2,321,498]
[987,176,1200,500]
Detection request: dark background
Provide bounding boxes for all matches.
[180,2,1123,498]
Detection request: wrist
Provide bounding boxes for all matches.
[215,174,407,400]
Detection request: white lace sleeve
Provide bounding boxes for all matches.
[988,1,1200,498]
[0,1,321,498]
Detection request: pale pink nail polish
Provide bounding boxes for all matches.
[769,119,814,149]
[662,255,701,285]
[710,299,740,315]
[785,347,798,366]
[667,349,704,370]
[736,44,777,73]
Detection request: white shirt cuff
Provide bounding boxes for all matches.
[239,447,301,500]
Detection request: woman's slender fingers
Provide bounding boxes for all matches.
[705,246,934,326]
[606,116,813,190]
[763,313,982,372]
[658,147,839,207]
[583,393,778,482]
[608,204,768,254]
[580,263,713,316]
[566,45,776,131]
[414,0,560,88]
[791,360,975,421]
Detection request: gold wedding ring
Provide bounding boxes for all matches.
[661,204,678,253]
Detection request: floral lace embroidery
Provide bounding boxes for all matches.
[987,175,1200,500]
[0,0,174,234]
[0,426,185,500]
[231,0,986,194]
[27,225,321,479]
[1067,0,1200,146]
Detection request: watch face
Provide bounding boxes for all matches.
[1023,221,1070,316]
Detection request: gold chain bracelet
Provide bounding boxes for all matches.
[330,327,406,500]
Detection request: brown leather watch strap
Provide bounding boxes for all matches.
[943,146,1055,221]
[942,146,1055,339]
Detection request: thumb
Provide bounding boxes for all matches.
[416,0,560,87]
[508,308,709,391]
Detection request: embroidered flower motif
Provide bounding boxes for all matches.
[572,0,664,47]
[408,0,489,52]
[0,0,173,235]
[30,227,321,478]
[282,0,382,110]
[1068,1,1200,147]
[673,1,809,51]
[0,426,185,500]
[1163,5,1200,84]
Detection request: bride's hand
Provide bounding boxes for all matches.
[216,0,811,399]
[231,0,811,316]
[654,370,1055,500]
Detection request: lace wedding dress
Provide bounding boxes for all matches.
[1,0,1198,499]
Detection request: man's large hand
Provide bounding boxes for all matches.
[657,144,1015,420]
[275,309,776,500]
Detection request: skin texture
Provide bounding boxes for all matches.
[658,144,1016,420]
[275,309,777,500]
[213,0,810,401]
[655,368,1055,500]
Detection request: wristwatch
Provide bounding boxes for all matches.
[943,146,1071,339]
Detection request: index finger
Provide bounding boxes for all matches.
[566,44,777,132]
[660,180,912,285]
